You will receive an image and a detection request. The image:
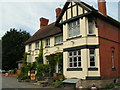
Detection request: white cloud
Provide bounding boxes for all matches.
[0,0,118,39]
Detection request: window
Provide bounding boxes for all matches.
[55,35,63,45]
[35,41,39,49]
[68,50,81,68]
[68,20,80,38]
[29,44,32,51]
[89,49,95,67]
[111,48,115,68]
[88,18,94,35]
[46,38,50,47]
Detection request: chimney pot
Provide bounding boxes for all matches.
[98,0,107,16]
[56,8,62,19]
[40,17,49,29]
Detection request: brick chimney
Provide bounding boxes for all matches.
[98,0,107,16]
[40,17,49,29]
[56,8,62,19]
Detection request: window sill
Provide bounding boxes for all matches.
[67,35,82,40]
[112,68,116,71]
[28,50,32,52]
[67,68,82,71]
[45,46,50,48]
[88,67,98,71]
[35,48,39,50]
[87,34,96,36]
[54,43,63,46]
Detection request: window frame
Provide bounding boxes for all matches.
[68,50,81,68]
[29,44,32,51]
[68,20,80,38]
[35,41,39,49]
[46,38,50,47]
[55,35,63,45]
[89,49,96,67]
[88,17,95,35]
[111,48,115,69]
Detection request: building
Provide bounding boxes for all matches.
[25,0,120,80]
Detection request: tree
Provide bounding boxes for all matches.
[2,28,30,70]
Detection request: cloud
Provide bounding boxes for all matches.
[0,0,118,39]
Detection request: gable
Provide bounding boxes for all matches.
[56,2,91,26]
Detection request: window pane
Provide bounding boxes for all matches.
[90,56,94,61]
[74,57,77,62]
[78,62,81,67]
[78,57,81,61]
[90,49,94,54]
[88,18,94,34]
[69,58,72,62]
[90,62,95,66]
[69,52,72,56]
[74,62,77,67]
[74,51,77,55]
[78,51,81,55]
[69,63,72,67]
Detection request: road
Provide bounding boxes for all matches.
[2,76,42,89]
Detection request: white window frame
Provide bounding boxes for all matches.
[29,44,32,51]
[55,35,63,45]
[88,18,94,35]
[68,50,81,68]
[46,38,50,47]
[89,49,96,67]
[35,41,39,49]
[68,20,80,38]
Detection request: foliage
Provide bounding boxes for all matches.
[37,41,43,64]
[105,83,115,89]
[46,52,63,76]
[9,68,17,74]
[17,72,27,80]
[52,80,64,88]
[105,83,120,89]
[2,28,30,70]
[36,64,49,76]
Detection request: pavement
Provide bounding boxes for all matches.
[2,76,46,88]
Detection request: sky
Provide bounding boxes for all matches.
[0,0,119,39]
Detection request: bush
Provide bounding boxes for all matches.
[105,83,115,89]
[17,73,27,80]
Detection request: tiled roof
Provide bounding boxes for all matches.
[25,23,62,44]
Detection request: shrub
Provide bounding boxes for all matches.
[17,73,27,80]
[105,83,115,89]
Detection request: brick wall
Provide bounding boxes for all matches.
[97,18,120,78]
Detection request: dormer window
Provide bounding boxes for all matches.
[68,20,80,38]
[35,41,39,49]
[88,18,94,35]
[46,38,50,47]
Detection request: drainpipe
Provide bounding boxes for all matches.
[86,17,89,79]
